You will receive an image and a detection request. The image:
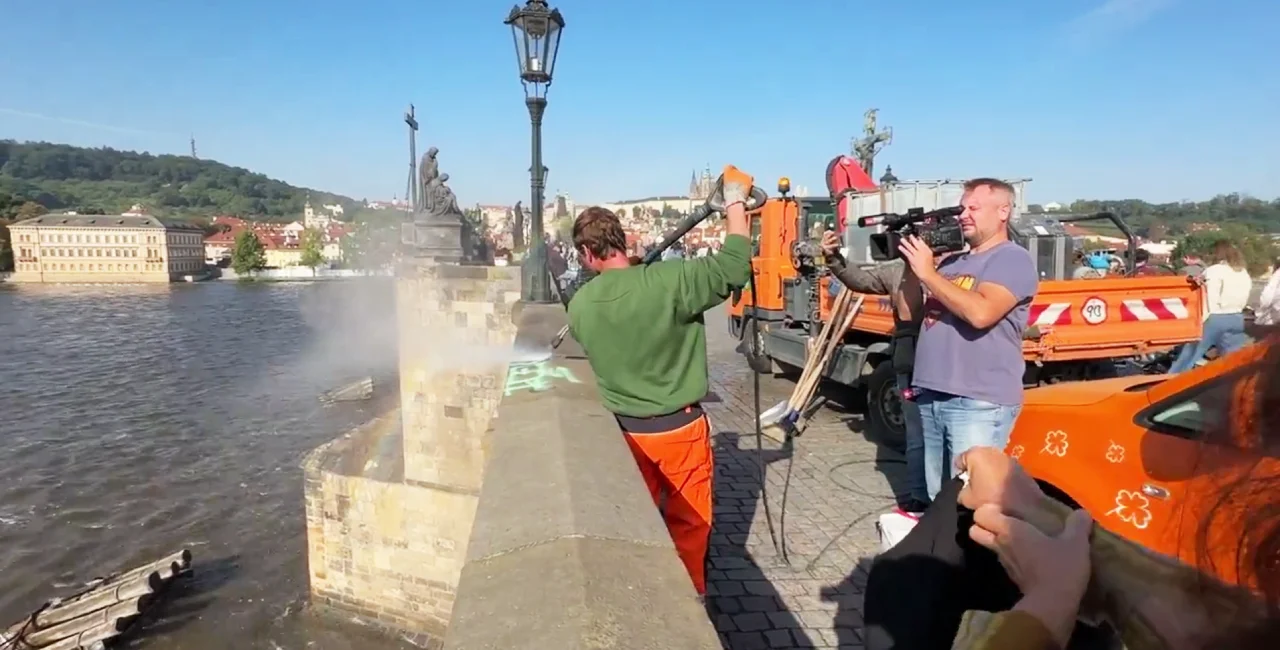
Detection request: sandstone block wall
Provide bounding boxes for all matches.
[304,428,477,644]
[397,264,519,491]
[304,263,521,646]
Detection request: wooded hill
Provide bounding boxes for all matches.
[0,140,364,221]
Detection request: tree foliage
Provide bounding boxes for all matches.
[300,228,325,267]
[1171,225,1277,276]
[0,140,360,220]
[1028,193,1280,238]
[230,230,267,275]
[0,218,12,272]
[343,211,401,270]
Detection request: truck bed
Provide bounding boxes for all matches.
[819,275,1203,362]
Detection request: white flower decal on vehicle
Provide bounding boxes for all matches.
[1105,490,1152,530]
[1009,445,1025,460]
[1106,441,1125,464]
[1041,430,1069,457]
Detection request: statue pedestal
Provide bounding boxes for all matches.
[403,212,464,264]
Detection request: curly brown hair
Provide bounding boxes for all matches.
[572,206,627,260]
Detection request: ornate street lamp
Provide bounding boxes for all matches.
[505,0,564,303]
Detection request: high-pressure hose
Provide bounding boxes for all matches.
[746,262,789,565]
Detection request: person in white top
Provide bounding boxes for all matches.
[1169,241,1254,373]
[1254,257,1280,326]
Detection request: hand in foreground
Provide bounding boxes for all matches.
[956,447,1044,520]
[970,504,1094,648]
[897,235,937,278]
[721,165,755,209]
[820,230,841,256]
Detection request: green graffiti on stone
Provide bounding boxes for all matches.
[504,360,581,396]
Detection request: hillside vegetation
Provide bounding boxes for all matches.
[0,140,363,220]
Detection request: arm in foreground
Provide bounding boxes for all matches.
[951,609,1061,650]
[998,488,1257,650]
[829,254,901,295]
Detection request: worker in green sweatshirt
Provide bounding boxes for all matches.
[566,166,756,596]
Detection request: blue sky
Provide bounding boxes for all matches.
[1,0,1276,207]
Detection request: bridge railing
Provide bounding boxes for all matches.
[444,303,721,650]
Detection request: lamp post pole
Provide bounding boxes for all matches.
[526,96,549,302]
[505,0,564,304]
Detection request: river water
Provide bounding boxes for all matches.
[0,281,419,649]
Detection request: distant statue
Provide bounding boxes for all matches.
[427,173,462,218]
[418,147,439,209]
[512,201,525,249]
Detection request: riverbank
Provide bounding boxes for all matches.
[216,267,393,282]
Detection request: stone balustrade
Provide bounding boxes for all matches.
[303,264,716,649]
[443,303,720,649]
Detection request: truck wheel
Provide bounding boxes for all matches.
[739,317,775,374]
[866,361,906,448]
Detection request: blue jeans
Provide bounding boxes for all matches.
[1169,312,1247,373]
[895,372,928,506]
[916,390,1021,500]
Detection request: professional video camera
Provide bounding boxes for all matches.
[857,205,965,262]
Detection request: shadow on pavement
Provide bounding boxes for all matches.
[708,430,814,650]
[817,381,914,509]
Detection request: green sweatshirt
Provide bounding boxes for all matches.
[567,234,753,418]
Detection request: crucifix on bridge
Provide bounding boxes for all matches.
[851,108,893,178]
[405,104,419,212]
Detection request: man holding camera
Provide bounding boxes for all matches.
[566,167,756,597]
[893,178,1038,500]
[820,231,929,511]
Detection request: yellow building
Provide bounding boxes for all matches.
[8,213,207,283]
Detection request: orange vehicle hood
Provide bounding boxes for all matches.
[1020,375,1167,407]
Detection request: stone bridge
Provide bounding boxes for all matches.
[303,261,905,649]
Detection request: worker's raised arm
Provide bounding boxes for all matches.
[659,167,755,319]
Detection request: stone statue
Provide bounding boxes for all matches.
[512,201,525,249]
[427,173,462,218]
[418,146,439,209]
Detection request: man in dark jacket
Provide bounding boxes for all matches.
[821,230,928,510]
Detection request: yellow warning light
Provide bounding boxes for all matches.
[778,177,792,194]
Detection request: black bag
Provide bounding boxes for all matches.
[862,479,1021,650]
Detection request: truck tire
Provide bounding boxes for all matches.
[866,361,906,448]
[738,317,775,374]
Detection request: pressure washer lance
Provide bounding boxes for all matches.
[550,177,766,348]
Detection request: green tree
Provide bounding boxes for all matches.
[230,230,266,275]
[15,201,46,220]
[0,218,13,271]
[0,140,363,220]
[344,214,400,270]
[300,228,325,267]
[1172,225,1278,275]
[554,216,573,242]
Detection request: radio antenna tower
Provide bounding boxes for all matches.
[189,134,198,159]
[851,108,892,177]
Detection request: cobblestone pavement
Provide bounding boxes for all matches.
[702,312,908,650]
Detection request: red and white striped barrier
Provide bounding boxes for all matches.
[1119,297,1189,322]
[1029,302,1072,326]
[1028,297,1190,326]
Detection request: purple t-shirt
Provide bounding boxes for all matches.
[911,241,1037,406]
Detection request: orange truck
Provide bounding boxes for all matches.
[726,179,1205,443]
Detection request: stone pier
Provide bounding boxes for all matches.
[302,263,519,646]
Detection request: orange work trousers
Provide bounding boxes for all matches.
[621,413,714,595]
